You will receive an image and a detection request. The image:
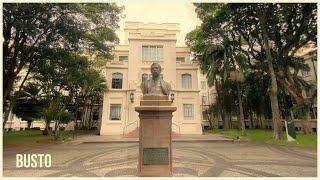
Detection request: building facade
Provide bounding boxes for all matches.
[99,22,205,135]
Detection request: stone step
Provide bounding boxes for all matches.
[123,127,139,138]
[123,127,180,138]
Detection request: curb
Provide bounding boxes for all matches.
[80,139,233,144]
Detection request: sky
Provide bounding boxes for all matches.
[115,2,202,46]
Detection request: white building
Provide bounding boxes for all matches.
[99,22,211,135]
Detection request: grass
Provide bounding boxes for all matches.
[205,129,317,148]
[3,129,95,148]
[3,130,50,146]
[59,130,95,141]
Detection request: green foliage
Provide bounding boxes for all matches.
[3,3,123,109]
[33,49,106,105]
[12,83,49,124]
[187,3,317,135]
[41,98,74,123]
[186,9,248,131]
[291,100,312,118]
[32,49,106,132]
[206,129,317,148]
[243,71,272,118]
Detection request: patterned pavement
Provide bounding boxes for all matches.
[3,141,317,177]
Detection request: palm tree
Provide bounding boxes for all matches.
[187,29,247,132]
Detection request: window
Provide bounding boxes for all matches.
[182,74,192,89]
[148,74,153,80]
[110,104,121,120]
[119,56,128,62]
[201,81,207,90]
[201,96,207,105]
[202,111,208,120]
[142,73,148,82]
[112,73,123,89]
[183,104,194,120]
[142,46,163,61]
[92,111,99,121]
[176,57,185,63]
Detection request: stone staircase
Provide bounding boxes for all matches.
[123,127,180,138]
[123,127,139,138]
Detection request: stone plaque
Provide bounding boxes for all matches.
[143,148,168,165]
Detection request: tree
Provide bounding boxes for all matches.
[215,80,239,130]
[31,49,106,133]
[12,82,48,129]
[186,7,248,133]
[41,96,74,140]
[243,71,272,128]
[256,5,284,139]
[3,3,123,129]
[231,3,317,134]
[188,3,316,138]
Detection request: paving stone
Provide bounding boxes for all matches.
[3,139,317,177]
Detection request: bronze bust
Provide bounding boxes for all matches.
[140,63,171,96]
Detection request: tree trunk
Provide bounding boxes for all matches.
[207,113,214,129]
[236,81,245,133]
[301,111,313,134]
[249,111,254,128]
[259,114,265,129]
[221,112,226,129]
[27,121,32,129]
[54,120,60,140]
[88,105,93,130]
[3,63,34,130]
[213,116,218,129]
[3,76,15,107]
[257,9,284,140]
[223,113,231,129]
[258,100,265,129]
[80,101,90,130]
[74,103,79,130]
[276,76,313,134]
[42,123,50,135]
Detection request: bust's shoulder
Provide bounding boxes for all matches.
[141,80,151,84]
[161,79,170,85]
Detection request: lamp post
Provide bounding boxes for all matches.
[170,93,175,103]
[130,91,134,103]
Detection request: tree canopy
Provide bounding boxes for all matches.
[3,3,123,107]
[186,3,317,137]
[3,3,123,130]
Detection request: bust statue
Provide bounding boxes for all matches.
[140,63,171,96]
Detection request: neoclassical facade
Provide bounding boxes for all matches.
[99,22,207,135]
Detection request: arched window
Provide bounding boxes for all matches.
[112,73,123,89]
[142,73,148,82]
[182,74,192,89]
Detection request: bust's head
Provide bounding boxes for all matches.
[151,63,161,77]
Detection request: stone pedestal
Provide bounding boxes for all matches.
[135,95,177,177]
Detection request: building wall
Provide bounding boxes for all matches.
[100,22,203,135]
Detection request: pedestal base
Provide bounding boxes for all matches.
[135,95,176,177]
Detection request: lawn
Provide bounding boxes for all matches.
[206,129,317,148]
[3,129,95,148]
